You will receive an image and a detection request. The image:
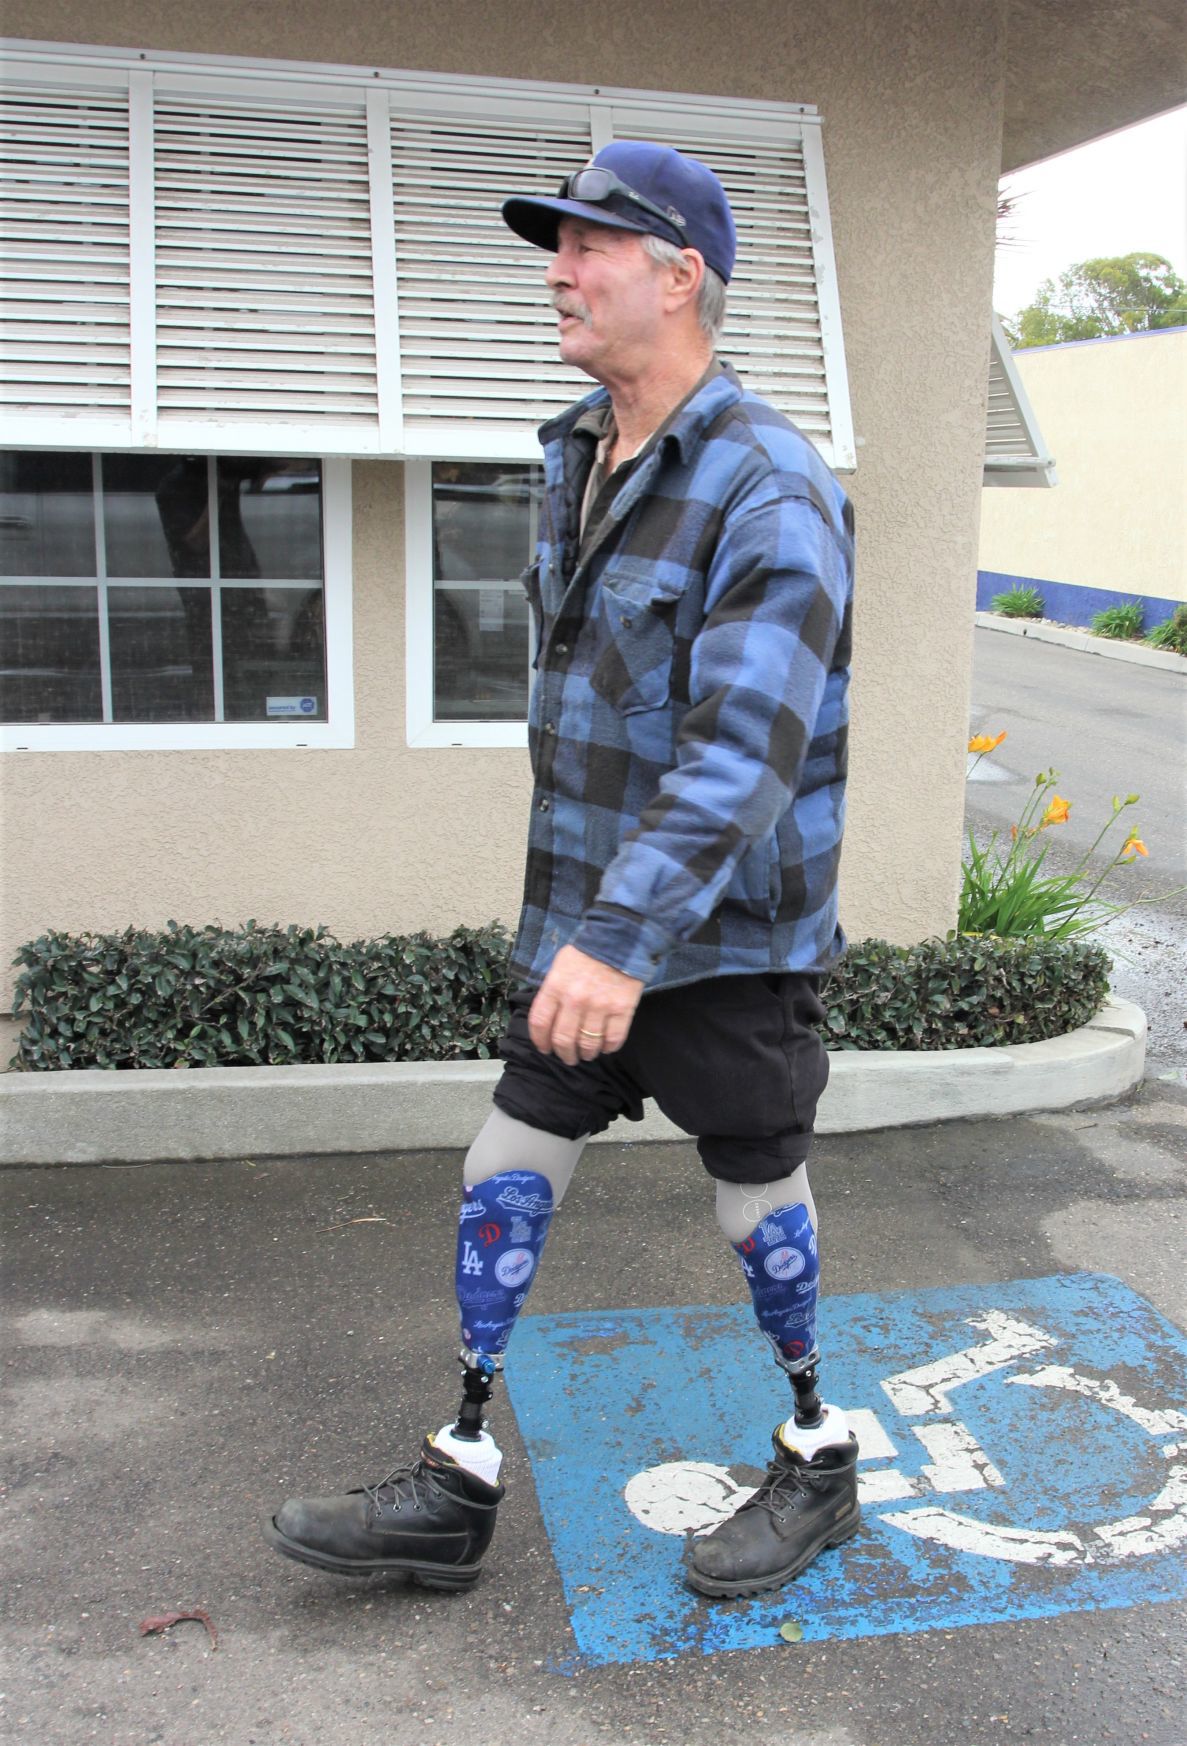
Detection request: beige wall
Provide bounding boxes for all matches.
[0,0,1006,1005]
[980,328,1187,605]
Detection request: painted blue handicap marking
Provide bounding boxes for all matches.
[504,1274,1187,1667]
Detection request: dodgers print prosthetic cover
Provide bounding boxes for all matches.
[734,1201,820,1373]
[456,1170,554,1361]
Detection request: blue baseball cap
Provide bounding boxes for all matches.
[502,140,737,284]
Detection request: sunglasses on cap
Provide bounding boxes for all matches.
[557,166,689,246]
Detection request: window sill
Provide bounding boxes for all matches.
[1,719,355,752]
[405,721,528,750]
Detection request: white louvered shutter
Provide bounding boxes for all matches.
[0,71,131,432]
[984,316,1056,487]
[0,47,854,466]
[152,85,378,439]
[613,110,845,458]
[390,100,592,450]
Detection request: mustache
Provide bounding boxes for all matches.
[552,295,593,326]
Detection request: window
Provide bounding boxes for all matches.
[405,460,539,746]
[0,453,354,750]
[431,463,542,723]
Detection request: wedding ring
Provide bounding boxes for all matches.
[578,1027,603,1038]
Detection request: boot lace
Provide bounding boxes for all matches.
[363,1459,444,1513]
[362,1456,500,1515]
[744,1453,830,1524]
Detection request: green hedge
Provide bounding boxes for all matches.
[9,921,514,1071]
[820,934,1110,1051]
[9,922,1110,1071]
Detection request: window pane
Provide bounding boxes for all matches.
[221,587,327,721]
[431,463,540,723]
[0,453,95,578]
[108,586,214,721]
[432,462,539,582]
[218,459,323,580]
[434,586,530,721]
[103,454,211,579]
[0,584,102,722]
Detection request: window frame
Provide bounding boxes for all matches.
[0,454,354,752]
[404,458,530,749]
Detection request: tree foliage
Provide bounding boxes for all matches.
[1002,252,1187,348]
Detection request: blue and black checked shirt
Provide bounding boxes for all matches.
[511,360,855,992]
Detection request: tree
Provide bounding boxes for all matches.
[1002,253,1187,348]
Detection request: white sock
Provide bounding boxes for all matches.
[778,1403,850,1462]
[431,1422,503,1486]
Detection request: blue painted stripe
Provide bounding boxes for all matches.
[977,571,1182,629]
[998,324,1187,355]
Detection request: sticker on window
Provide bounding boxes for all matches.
[479,588,506,633]
[266,695,318,718]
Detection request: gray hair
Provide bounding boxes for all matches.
[641,234,728,346]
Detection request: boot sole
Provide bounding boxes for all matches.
[684,1507,862,1599]
[262,1516,484,1590]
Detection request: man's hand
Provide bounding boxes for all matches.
[528,945,646,1065]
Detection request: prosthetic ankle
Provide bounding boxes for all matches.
[432,1352,505,1486]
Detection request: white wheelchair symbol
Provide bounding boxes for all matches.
[624,1311,1187,1566]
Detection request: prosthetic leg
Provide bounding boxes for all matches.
[431,1109,587,1484]
[686,1167,861,1597]
[264,1110,585,1585]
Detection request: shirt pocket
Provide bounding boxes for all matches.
[730,836,782,921]
[590,568,684,715]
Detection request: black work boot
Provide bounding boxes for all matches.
[685,1427,861,1598]
[263,1435,503,1589]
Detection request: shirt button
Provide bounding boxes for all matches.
[621,616,634,629]
[544,722,557,735]
[539,797,551,812]
[555,642,569,655]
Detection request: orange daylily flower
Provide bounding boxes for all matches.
[1122,834,1149,859]
[1041,795,1071,827]
[968,731,1008,755]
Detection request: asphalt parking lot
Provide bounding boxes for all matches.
[3,1080,1186,1746]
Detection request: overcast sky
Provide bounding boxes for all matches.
[993,103,1187,319]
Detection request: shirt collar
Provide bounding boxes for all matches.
[539,356,741,459]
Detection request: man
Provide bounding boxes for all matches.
[265,140,858,1600]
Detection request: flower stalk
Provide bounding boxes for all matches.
[960,734,1170,939]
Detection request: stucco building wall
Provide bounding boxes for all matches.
[0,0,1005,1011]
[979,327,1187,617]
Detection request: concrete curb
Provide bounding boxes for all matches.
[0,998,1147,1166]
[975,612,1186,673]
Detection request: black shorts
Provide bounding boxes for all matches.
[492,971,830,1184]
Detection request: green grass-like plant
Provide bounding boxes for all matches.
[960,770,1149,940]
[962,740,1163,940]
[989,584,1044,618]
[1144,604,1187,655]
[11,920,1111,1069]
[1090,599,1145,639]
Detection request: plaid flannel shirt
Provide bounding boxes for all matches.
[511,360,854,991]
